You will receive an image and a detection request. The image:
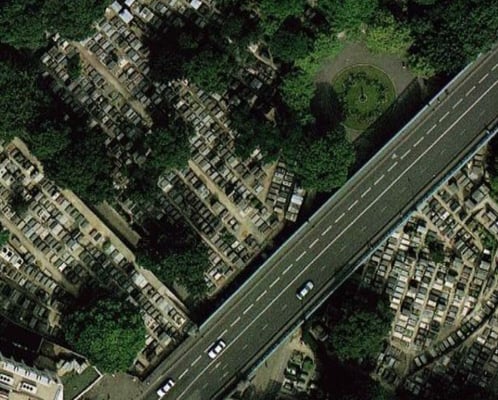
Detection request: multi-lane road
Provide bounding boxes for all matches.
[142,47,498,400]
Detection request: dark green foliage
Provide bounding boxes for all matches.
[0,0,109,49]
[257,0,308,35]
[269,29,314,64]
[327,292,392,363]
[64,295,146,373]
[426,235,445,264]
[0,58,48,140]
[66,54,82,81]
[8,182,29,216]
[231,106,281,161]
[286,128,356,192]
[279,70,316,124]
[318,0,380,33]
[42,125,114,204]
[406,0,498,74]
[0,229,9,247]
[138,219,209,300]
[184,50,234,93]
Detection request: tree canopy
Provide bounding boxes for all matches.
[0,0,109,49]
[327,293,392,363]
[64,295,146,373]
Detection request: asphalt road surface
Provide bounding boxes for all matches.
[143,47,498,400]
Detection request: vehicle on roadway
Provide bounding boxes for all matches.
[156,378,175,398]
[296,280,314,300]
[208,339,226,359]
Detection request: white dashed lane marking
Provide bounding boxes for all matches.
[179,369,189,380]
[374,174,385,185]
[321,225,332,236]
[452,98,463,109]
[478,73,489,84]
[348,200,359,210]
[466,86,476,96]
[388,161,398,172]
[269,277,280,288]
[361,187,371,198]
[191,355,202,367]
[426,124,437,135]
[230,317,241,327]
[243,304,254,315]
[400,149,411,160]
[413,137,424,147]
[439,111,449,122]
[335,213,345,223]
[309,238,319,249]
[493,63,498,71]
[296,251,306,261]
[256,290,267,302]
[282,263,294,274]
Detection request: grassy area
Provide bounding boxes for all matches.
[60,367,100,400]
[332,65,395,130]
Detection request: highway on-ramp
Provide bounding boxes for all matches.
[143,47,498,400]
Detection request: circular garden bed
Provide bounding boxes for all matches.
[332,65,396,130]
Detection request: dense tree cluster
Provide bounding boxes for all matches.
[64,294,146,373]
[0,0,109,49]
[137,218,209,301]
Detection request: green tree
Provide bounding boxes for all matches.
[0,229,10,247]
[257,0,307,35]
[269,29,314,64]
[0,0,108,49]
[65,295,146,373]
[365,13,413,57]
[328,296,392,363]
[279,69,316,124]
[184,50,234,93]
[318,0,379,34]
[287,130,356,192]
[0,58,47,140]
[407,0,498,75]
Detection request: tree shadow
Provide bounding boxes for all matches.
[352,76,442,172]
[311,82,344,136]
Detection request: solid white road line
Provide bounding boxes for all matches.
[321,225,332,236]
[269,277,280,288]
[452,98,463,109]
[296,251,306,262]
[282,263,295,275]
[478,73,489,84]
[400,149,411,160]
[179,369,189,380]
[230,317,241,327]
[374,175,385,185]
[361,187,372,198]
[256,290,268,302]
[388,161,398,172]
[309,238,319,249]
[466,86,476,96]
[348,200,359,210]
[176,72,498,400]
[243,304,254,315]
[439,111,450,122]
[413,137,424,147]
[335,213,345,223]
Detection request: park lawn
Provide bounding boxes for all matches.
[332,65,395,130]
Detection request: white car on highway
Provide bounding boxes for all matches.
[156,378,175,398]
[296,280,314,300]
[208,339,226,359]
